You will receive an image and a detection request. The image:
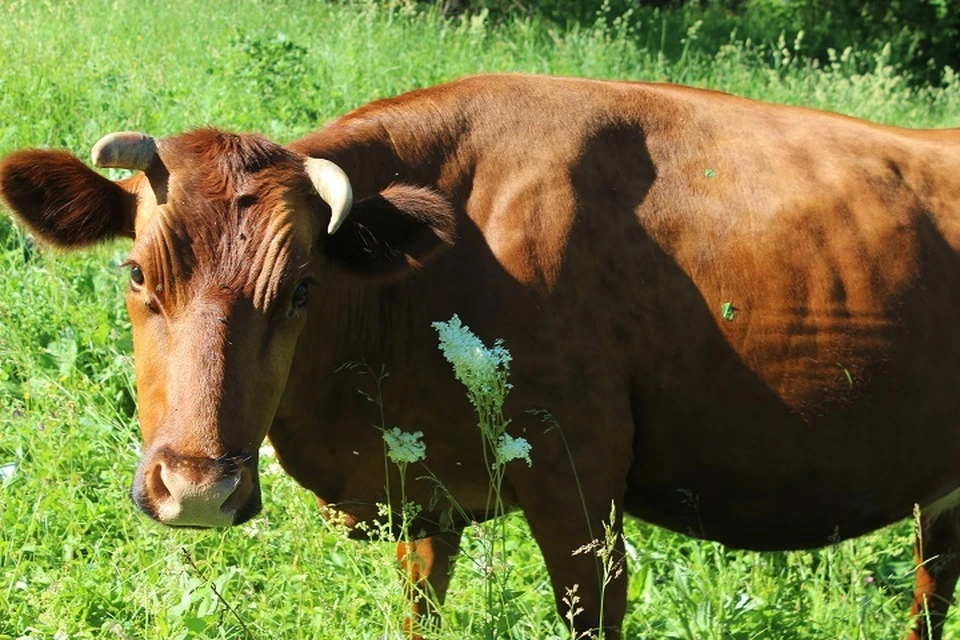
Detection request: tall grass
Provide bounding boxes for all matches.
[0,0,956,155]
[0,1,956,638]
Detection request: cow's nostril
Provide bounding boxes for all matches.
[148,462,172,501]
[221,466,253,512]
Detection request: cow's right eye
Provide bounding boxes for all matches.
[292,281,309,309]
[130,265,145,286]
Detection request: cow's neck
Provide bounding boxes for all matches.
[314,276,419,367]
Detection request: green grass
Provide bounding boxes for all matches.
[0,1,957,638]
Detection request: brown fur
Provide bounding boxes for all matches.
[3,73,960,639]
[0,149,136,246]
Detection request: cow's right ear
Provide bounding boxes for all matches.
[0,149,137,248]
[321,184,457,280]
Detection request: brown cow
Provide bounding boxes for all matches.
[1,73,959,639]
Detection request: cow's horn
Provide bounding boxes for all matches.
[91,132,158,171]
[305,157,353,235]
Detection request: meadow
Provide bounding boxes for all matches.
[1,1,959,638]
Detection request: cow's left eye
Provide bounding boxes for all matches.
[292,282,309,309]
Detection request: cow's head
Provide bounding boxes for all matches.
[0,129,455,528]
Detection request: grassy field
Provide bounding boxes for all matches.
[1,1,958,638]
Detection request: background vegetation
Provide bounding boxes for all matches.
[447,0,959,87]
[0,0,957,638]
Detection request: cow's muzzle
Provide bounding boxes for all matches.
[132,447,261,528]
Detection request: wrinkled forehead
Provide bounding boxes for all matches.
[130,130,321,306]
[161,129,302,193]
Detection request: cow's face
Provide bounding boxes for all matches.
[0,130,454,528]
[120,132,328,528]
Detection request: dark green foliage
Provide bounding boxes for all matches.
[439,0,959,86]
[738,0,959,86]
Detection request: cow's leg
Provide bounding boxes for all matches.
[396,530,463,639]
[507,406,632,638]
[909,506,960,640]
[522,495,629,638]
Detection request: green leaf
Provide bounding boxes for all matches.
[720,302,738,321]
[44,328,78,378]
[183,616,208,633]
[837,363,854,387]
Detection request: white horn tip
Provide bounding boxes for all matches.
[91,132,157,170]
[305,158,353,235]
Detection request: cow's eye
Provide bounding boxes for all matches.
[130,265,145,287]
[292,282,309,309]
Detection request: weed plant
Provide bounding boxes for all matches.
[0,0,956,638]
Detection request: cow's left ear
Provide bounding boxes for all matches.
[322,184,457,279]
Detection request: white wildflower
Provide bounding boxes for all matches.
[383,428,426,464]
[432,315,511,395]
[258,443,282,476]
[258,444,276,458]
[0,462,16,483]
[496,434,532,467]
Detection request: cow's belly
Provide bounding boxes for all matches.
[624,314,960,550]
[626,418,960,550]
